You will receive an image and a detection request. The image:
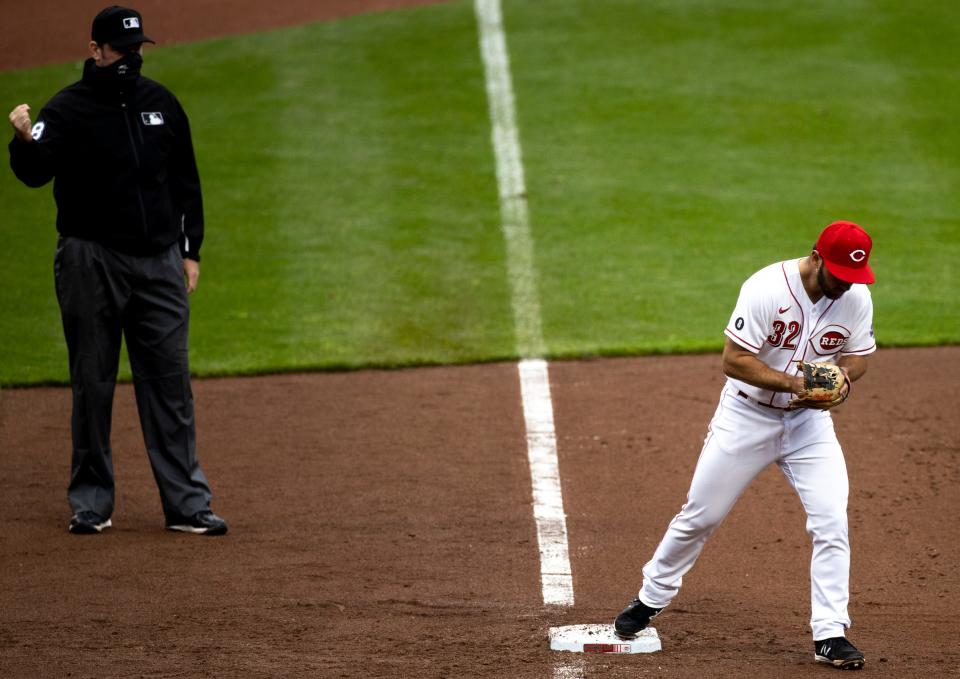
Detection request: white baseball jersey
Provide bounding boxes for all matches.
[724,258,875,408]
[637,255,875,641]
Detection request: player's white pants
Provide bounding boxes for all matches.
[639,386,852,641]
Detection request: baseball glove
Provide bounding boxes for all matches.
[787,361,850,410]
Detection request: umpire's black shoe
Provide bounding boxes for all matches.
[167,510,228,536]
[68,511,112,534]
[814,637,865,670]
[614,598,663,639]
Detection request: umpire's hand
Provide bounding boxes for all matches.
[184,258,200,294]
[9,104,34,142]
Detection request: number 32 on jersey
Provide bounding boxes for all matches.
[767,320,801,349]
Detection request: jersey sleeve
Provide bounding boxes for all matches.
[841,286,876,356]
[167,95,204,261]
[724,274,774,354]
[8,103,65,188]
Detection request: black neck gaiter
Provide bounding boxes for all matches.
[87,52,143,92]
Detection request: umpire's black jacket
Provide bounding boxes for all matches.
[9,58,204,260]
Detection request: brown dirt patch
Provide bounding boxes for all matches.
[0,0,447,72]
[2,348,958,678]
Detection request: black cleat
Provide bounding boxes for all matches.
[68,511,112,534]
[815,637,865,670]
[614,598,663,639]
[167,510,228,536]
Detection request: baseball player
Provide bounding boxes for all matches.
[614,221,876,670]
[7,6,227,535]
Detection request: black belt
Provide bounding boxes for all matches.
[737,390,789,411]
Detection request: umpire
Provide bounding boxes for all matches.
[7,6,227,536]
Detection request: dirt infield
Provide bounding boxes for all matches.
[2,349,958,677]
[0,0,447,71]
[2,2,959,677]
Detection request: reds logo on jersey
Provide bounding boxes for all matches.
[809,324,850,356]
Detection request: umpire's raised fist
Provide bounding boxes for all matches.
[9,104,34,142]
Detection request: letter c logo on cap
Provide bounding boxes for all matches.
[849,249,866,262]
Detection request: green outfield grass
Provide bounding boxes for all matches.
[1,0,958,386]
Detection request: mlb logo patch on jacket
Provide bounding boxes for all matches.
[141,112,164,126]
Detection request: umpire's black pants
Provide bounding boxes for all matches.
[54,237,213,523]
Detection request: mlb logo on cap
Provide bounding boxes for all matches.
[91,6,155,47]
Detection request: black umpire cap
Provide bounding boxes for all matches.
[92,6,155,47]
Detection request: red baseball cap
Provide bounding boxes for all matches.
[815,221,875,284]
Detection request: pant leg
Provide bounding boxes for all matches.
[122,245,212,522]
[779,412,851,640]
[640,391,782,608]
[55,238,127,517]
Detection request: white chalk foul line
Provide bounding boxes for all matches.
[519,359,575,606]
[474,0,544,360]
[474,0,575,611]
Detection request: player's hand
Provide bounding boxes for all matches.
[789,374,805,395]
[184,258,200,293]
[8,104,34,142]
